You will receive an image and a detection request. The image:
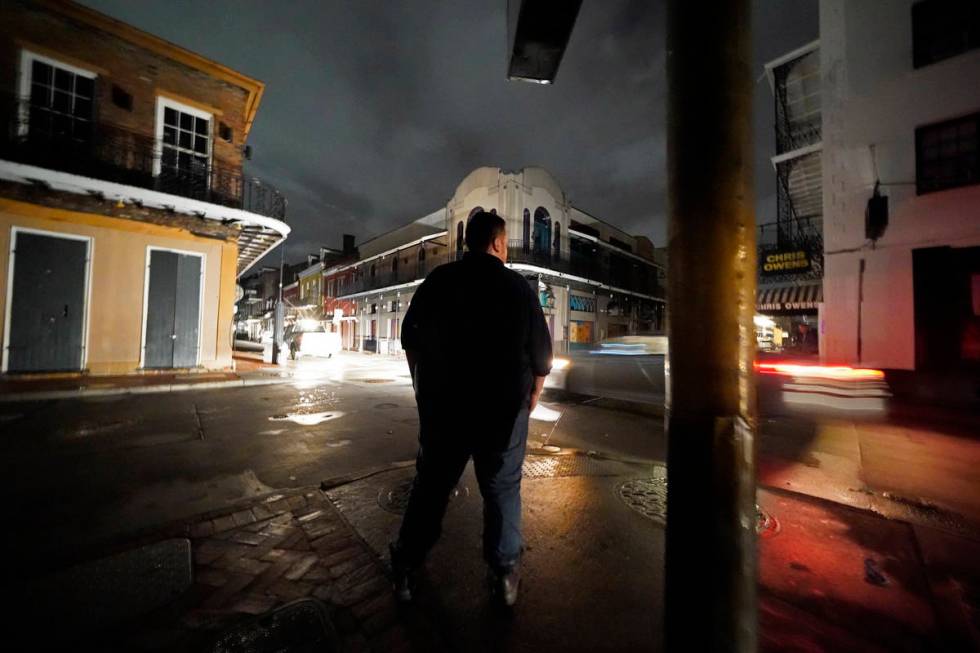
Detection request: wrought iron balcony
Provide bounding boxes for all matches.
[0,95,286,220]
[505,240,663,298]
[334,238,665,300]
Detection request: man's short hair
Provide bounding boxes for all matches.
[465,211,506,253]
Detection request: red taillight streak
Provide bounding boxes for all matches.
[754,362,885,381]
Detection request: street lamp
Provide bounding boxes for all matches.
[506,0,583,84]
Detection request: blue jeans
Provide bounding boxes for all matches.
[396,407,529,572]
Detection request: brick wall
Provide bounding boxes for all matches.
[0,0,253,170]
[0,180,238,241]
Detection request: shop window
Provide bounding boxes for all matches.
[569,295,596,312]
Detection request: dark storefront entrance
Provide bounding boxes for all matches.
[913,246,980,371]
[143,249,203,369]
[4,230,89,372]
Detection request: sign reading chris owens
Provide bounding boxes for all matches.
[760,248,812,276]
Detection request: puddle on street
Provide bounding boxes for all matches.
[292,387,340,412]
[530,403,562,422]
[268,411,344,426]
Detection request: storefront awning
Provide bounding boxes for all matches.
[757,281,822,314]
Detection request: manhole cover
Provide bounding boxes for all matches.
[619,477,668,524]
[378,479,469,514]
[207,598,340,653]
[374,403,399,410]
[522,454,609,479]
[620,476,781,537]
[361,378,393,384]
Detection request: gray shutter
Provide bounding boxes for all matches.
[173,253,202,367]
[144,250,178,368]
[7,233,87,372]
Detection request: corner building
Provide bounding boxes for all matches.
[325,167,665,356]
[0,0,288,375]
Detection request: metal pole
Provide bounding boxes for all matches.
[272,242,285,365]
[664,1,757,652]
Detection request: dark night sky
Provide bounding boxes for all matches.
[80,0,818,264]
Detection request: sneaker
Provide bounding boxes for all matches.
[389,542,414,602]
[488,565,520,607]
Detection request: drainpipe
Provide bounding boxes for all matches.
[272,243,285,365]
[664,1,757,651]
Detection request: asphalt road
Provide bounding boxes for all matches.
[5,350,978,581]
[0,355,423,571]
[0,352,664,575]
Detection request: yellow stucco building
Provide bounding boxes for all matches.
[0,0,288,375]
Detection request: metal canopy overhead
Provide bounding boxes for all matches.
[506,0,584,84]
[237,224,287,277]
[0,159,289,280]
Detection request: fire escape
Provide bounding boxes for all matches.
[767,42,823,280]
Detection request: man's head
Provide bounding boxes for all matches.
[465,211,508,263]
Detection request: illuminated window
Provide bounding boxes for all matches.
[569,295,596,312]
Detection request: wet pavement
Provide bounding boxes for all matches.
[3,351,980,650]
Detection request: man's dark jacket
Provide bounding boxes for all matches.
[400,251,552,447]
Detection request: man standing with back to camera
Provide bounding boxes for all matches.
[390,210,553,607]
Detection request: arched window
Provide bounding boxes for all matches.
[370,264,376,278]
[523,209,531,252]
[456,221,464,255]
[553,221,561,258]
[392,254,399,274]
[533,207,551,255]
[418,244,426,262]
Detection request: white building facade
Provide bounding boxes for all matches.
[327,167,665,356]
[820,0,980,377]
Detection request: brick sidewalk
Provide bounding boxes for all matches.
[103,489,443,652]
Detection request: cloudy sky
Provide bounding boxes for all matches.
[81,0,818,263]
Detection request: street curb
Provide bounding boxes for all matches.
[544,390,666,417]
[524,444,980,543]
[0,375,292,402]
[319,460,418,491]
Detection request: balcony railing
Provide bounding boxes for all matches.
[334,238,665,299]
[507,240,663,298]
[335,250,451,297]
[0,95,286,220]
